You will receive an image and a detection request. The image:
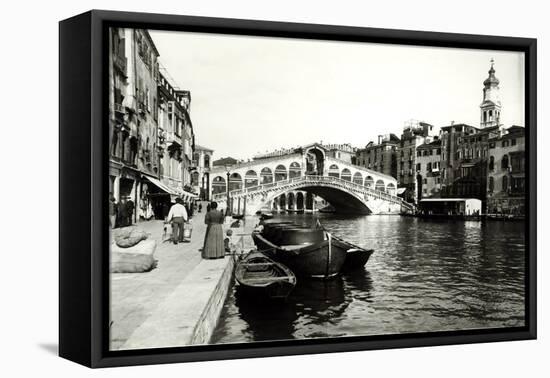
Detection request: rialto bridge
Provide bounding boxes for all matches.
[209,143,413,215]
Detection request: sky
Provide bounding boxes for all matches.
[148,29,525,161]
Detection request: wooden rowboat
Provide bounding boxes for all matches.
[235,251,296,299]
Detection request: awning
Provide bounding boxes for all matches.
[142,175,199,200]
[142,175,179,196]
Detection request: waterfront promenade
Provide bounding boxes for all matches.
[110,209,252,350]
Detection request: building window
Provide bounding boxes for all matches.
[502,175,508,192]
[489,156,494,170]
[489,176,494,192]
[501,154,509,170]
[511,139,517,146]
[416,163,421,171]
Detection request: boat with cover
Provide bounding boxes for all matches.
[254,220,374,278]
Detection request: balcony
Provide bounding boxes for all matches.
[114,103,125,116]
[113,54,127,73]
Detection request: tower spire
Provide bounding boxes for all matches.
[480,59,501,128]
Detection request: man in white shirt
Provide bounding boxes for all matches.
[166,197,188,244]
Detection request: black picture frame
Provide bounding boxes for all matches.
[59,9,537,368]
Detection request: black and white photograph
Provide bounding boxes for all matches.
[107,27,528,351]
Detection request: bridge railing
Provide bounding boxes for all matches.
[212,174,402,204]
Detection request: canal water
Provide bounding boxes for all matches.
[212,214,526,344]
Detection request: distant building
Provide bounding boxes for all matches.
[213,157,239,167]
[355,133,400,179]
[322,143,357,164]
[487,126,525,215]
[398,120,438,203]
[192,145,214,200]
[416,139,442,200]
[439,60,508,208]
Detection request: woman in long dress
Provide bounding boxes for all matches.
[202,201,225,259]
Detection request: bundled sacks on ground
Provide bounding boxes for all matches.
[110,226,156,273]
[113,226,148,248]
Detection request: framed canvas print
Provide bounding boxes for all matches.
[59,10,537,368]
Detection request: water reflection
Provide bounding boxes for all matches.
[212,214,526,344]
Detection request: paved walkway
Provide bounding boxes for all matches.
[110,210,260,350]
[110,212,207,350]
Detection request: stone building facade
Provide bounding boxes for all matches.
[487,126,526,215]
[108,28,160,223]
[192,145,214,200]
[398,121,438,203]
[355,134,400,179]
[416,139,442,200]
[109,28,197,223]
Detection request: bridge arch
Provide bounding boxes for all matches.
[375,179,385,192]
[258,181,373,215]
[365,176,374,188]
[386,182,396,196]
[260,167,273,184]
[245,170,258,188]
[288,192,295,210]
[289,162,301,178]
[229,173,243,191]
[328,164,340,178]
[212,175,226,195]
[274,164,287,182]
[341,168,352,181]
[296,192,304,210]
[353,172,363,185]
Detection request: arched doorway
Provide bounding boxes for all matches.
[296,192,304,210]
[278,194,286,210]
[289,162,301,179]
[375,179,385,192]
[305,147,325,175]
[328,164,340,178]
[228,173,243,192]
[288,192,295,210]
[212,176,226,195]
[353,172,363,185]
[261,167,273,184]
[341,168,352,181]
[365,176,374,188]
[245,170,259,188]
[386,183,396,196]
[275,165,288,182]
[305,192,314,210]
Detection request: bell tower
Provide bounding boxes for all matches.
[480,59,502,128]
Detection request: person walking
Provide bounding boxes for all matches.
[109,195,118,229]
[202,201,225,259]
[166,198,188,245]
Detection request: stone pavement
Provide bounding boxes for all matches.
[110,213,207,350]
[110,211,259,350]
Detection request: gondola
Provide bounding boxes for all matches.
[252,229,347,279]
[232,214,245,220]
[253,221,374,279]
[259,212,274,220]
[235,251,296,300]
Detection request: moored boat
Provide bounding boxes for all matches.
[235,251,296,299]
[341,246,374,272]
[252,230,346,279]
[253,221,375,279]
